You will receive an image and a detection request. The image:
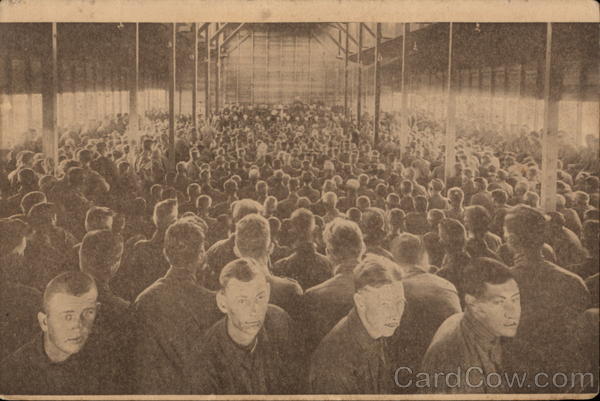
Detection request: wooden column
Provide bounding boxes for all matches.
[344,22,349,120]
[42,23,59,171]
[168,23,176,172]
[308,31,312,102]
[129,23,139,140]
[503,65,509,134]
[266,26,270,104]
[444,22,456,186]
[192,23,199,132]
[25,57,33,130]
[373,23,382,146]
[215,23,221,112]
[541,23,559,212]
[575,61,585,146]
[205,24,211,121]
[516,63,525,129]
[357,23,363,126]
[400,23,408,149]
[251,28,255,104]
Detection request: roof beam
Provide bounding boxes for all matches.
[224,31,251,55]
[332,22,359,47]
[318,26,346,54]
[210,22,237,43]
[221,23,246,48]
[361,22,375,39]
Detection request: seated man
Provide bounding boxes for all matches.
[133,219,221,394]
[421,258,525,394]
[190,258,297,394]
[309,254,405,394]
[1,271,113,394]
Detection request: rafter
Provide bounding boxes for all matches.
[221,23,246,48]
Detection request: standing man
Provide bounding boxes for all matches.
[309,254,405,394]
[190,258,297,394]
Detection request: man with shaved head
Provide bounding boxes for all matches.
[0,271,111,394]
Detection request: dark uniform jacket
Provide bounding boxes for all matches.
[0,333,113,395]
[421,312,541,394]
[302,260,358,354]
[388,264,462,392]
[511,258,591,380]
[273,241,332,290]
[133,267,221,394]
[0,280,41,362]
[190,305,297,394]
[203,234,237,290]
[309,307,394,394]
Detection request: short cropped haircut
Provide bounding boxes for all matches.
[353,254,398,292]
[465,205,491,235]
[232,199,263,224]
[439,218,467,249]
[491,189,508,205]
[219,257,266,291]
[27,202,57,227]
[163,220,205,267]
[290,208,315,236]
[21,191,46,215]
[323,217,365,260]
[85,206,114,232]
[448,187,464,203]
[504,205,546,249]
[43,271,97,313]
[391,233,424,265]
[153,199,178,229]
[80,229,124,282]
[462,257,515,299]
[235,214,270,259]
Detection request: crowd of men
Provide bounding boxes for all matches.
[0,101,598,395]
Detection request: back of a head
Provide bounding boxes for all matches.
[491,189,508,205]
[18,168,37,188]
[153,198,178,230]
[322,191,337,208]
[21,191,47,215]
[232,199,263,224]
[439,218,467,250]
[323,217,365,261]
[448,187,464,204]
[164,219,205,268]
[582,219,599,251]
[235,213,270,260]
[0,218,30,257]
[414,196,428,213]
[80,229,124,282]
[27,202,57,227]
[354,253,400,292]
[219,257,266,292]
[290,208,315,238]
[391,233,424,266]
[346,207,362,224]
[400,180,413,195]
[187,183,201,198]
[43,271,97,313]
[430,179,444,193]
[67,167,85,187]
[504,205,546,250]
[85,206,114,232]
[361,207,386,242]
[462,257,514,299]
[465,205,491,234]
[474,177,488,191]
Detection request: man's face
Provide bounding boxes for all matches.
[356,282,405,339]
[38,288,98,361]
[220,277,270,343]
[472,280,521,337]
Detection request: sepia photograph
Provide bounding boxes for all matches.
[0,0,598,399]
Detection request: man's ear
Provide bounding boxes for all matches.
[464,294,478,310]
[216,291,228,314]
[353,292,364,312]
[38,312,48,333]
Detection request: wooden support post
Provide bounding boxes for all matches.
[517,63,525,129]
[192,22,199,132]
[373,23,382,146]
[344,22,349,120]
[205,23,211,121]
[42,23,59,171]
[444,22,456,187]
[503,65,509,134]
[541,23,559,212]
[308,31,312,102]
[400,23,408,149]
[215,23,221,112]
[168,23,176,172]
[26,57,34,131]
[266,26,270,104]
[251,28,255,104]
[236,30,240,104]
[357,23,363,127]
[129,23,139,141]
[575,61,585,146]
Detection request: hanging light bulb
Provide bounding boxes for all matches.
[475,23,481,33]
[117,22,124,30]
[412,41,418,51]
